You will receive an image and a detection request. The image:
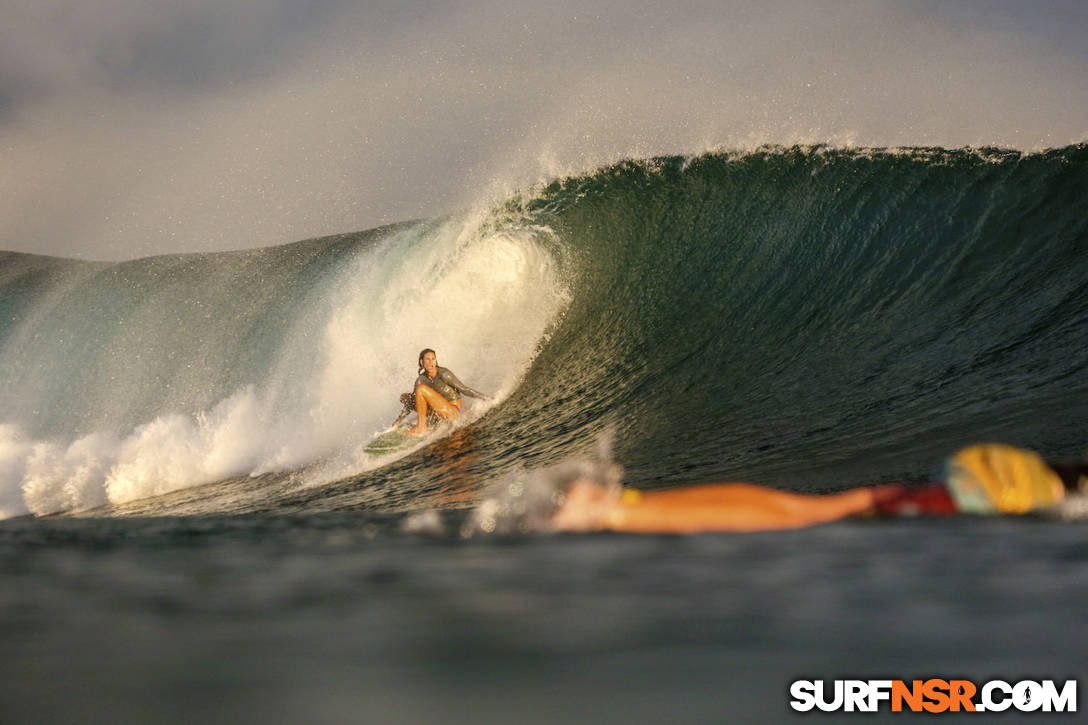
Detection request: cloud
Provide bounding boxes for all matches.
[2,0,1086,259]
[0,1,371,103]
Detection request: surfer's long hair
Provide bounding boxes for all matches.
[418,348,436,375]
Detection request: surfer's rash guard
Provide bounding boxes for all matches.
[415,366,487,402]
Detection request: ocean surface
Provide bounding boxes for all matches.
[2,145,1087,722]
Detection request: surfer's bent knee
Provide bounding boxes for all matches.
[416,384,461,416]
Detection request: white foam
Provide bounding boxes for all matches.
[22,432,121,514]
[296,211,570,487]
[0,212,569,517]
[0,425,33,518]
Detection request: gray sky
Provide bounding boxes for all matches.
[2,0,1086,259]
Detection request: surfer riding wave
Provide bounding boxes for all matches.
[391,349,492,435]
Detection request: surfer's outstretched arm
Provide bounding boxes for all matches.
[389,410,411,430]
[439,368,491,401]
[389,394,415,430]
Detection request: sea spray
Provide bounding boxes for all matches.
[0,214,569,516]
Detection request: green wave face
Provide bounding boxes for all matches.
[497,145,1088,488]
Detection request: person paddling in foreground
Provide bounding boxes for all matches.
[399,348,491,436]
[547,444,1087,534]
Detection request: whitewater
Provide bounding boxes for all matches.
[0,212,569,517]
